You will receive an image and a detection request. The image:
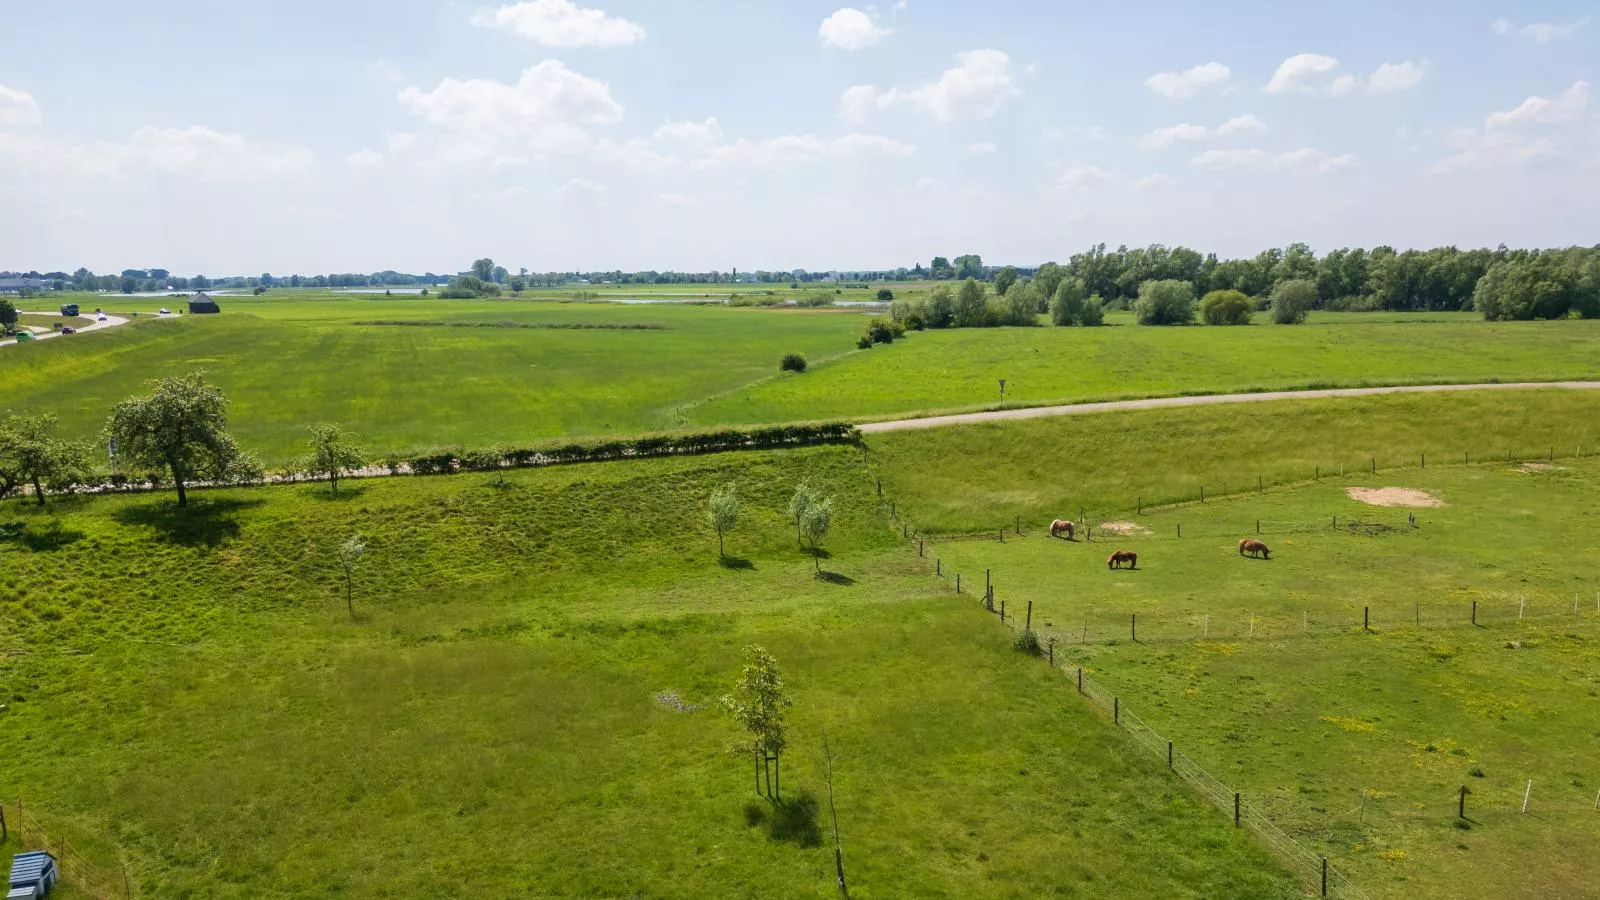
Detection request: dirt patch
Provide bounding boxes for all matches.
[1518,462,1564,472]
[1346,487,1444,508]
[1099,521,1152,536]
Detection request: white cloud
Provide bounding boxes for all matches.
[651,117,724,147]
[967,141,998,154]
[398,61,624,161]
[1265,53,1341,93]
[841,50,1019,123]
[1189,147,1355,173]
[656,193,698,208]
[1486,81,1590,129]
[0,85,43,128]
[1190,148,1270,170]
[1139,123,1209,150]
[1329,74,1359,97]
[555,177,608,196]
[819,8,892,50]
[1432,130,1564,173]
[830,133,916,158]
[691,132,913,169]
[912,176,940,192]
[470,0,645,47]
[1140,114,1265,150]
[1215,113,1266,135]
[1145,62,1230,99]
[1492,17,1587,41]
[1055,160,1112,189]
[0,125,313,181]
[893,0,908,11]
[1133,173,1176,190]
[1368,61,1426,95]
[345,149,385,169]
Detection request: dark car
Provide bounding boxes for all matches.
[59,326,76,335]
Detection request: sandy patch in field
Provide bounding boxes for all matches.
[1099,521,1152,536]
[1346,487,1444,508]
[1518,462,1564,472]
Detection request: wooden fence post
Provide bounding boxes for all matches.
[1113,697,1119,724]
[1471,600,1477,626]
[1167,741,1173,771]
[1234,793,1241,827]
[1047,638,1054,667]
[1131,613,1137,643]
[1321,857,1328,897]
[1076,667,1083,693]
[1200,485,1205,503]
[1000,599,1005,622]
[1364,607,1370,632]
[1459,785,1467,819]
[1026,600,1033,631]
[955,573,960,593]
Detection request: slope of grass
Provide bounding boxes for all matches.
[867,389,1600,534]
[915,464,1600,900]
[0,302,865,464]
[687,317,1600,427]
[0,447,1295,898]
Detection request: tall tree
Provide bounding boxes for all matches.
[953,254,984,280]
[722,645,793,800]
[1050,277,1087,326]
[103,373,258,507]
[801,496,833,572]
[706,482,739,558]
[305,424,366,496]
[0,299,16,331]
[0,415,92,506]
[953,278,988,327]
[471,258,496,281]
[994,266,1019,296]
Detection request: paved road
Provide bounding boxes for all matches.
[857,382,1600,433]
[0,309,176,348]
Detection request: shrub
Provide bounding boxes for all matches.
[1200,290,1255,326]
[1270,279,1318,324]
[1080,296,1105,326]
[1134,280,1196,325]
[863,317,899,345]
[902,311,926,330]
[1013,628,1043,656]
[779,353,807,373]
[876,288,893,301]
[1050,276,1087,326]
[953,278,988,327]
[795,293,833,308]
[855,335,873,349]
[1002,282,1040,326]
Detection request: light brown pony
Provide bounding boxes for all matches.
[1238,539,1271,559]
[1107,549,1137,569]
[1050,519,1075,540]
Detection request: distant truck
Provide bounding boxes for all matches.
[58,304,78,317]
[6,851,58,898]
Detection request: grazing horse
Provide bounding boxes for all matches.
[1107,549,1137,570]
[1050,519,1075,540]
[1238,539,1271,559]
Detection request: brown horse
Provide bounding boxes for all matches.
[1050,519,1075,540]
[1107,549,1137,569]
[1238,539,1271,559]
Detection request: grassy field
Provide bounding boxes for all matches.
[866,389,1600,534]
[687,315,1600,427]
[914,462,1600,900]
[0,447,1295,898]
[2,290,1598,466]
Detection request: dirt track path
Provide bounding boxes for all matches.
[857,382,1600,433]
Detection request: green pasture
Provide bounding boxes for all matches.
[2,291,1597,467]
[0,447,1294,898]
[688,315,1600,427]
[867,389,1600,534]
[915,462,1600,899]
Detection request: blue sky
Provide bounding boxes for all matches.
[1,1,1595,274]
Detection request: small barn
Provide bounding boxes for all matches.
[188,291,221,314]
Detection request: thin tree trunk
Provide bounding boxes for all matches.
[331,472,338,497]
[718,528,724,558]
[31,474,44,506]
[344,569,354,618]
[754,750,761,795]
[774,753,780,801]
[175,476,188,507]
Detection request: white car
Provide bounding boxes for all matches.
[158,307,171,315]
[98,314,108,322]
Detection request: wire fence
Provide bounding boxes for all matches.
[0,801,130,899]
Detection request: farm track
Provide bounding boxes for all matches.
[857,381,1600,432]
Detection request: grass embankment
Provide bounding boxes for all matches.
[0,301,865,464]
[687,315,1600,427]
[867,389,1600,534]
[916,465,1600,900]
[0,447,1293,898]
[5,293,1599,468]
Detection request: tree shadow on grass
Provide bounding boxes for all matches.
[814,571,855,586]
[0,519,85,552]
[742,790,821,848]
[307,484,369,503]
[719,556,755,571]
[113,498,263,548]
